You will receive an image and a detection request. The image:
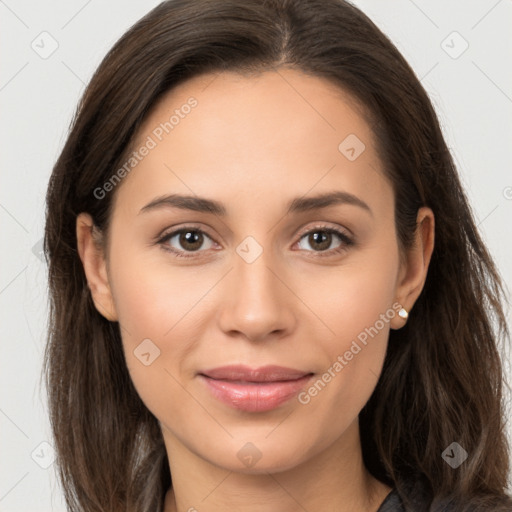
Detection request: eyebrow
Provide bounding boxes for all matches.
[139,191,372,217]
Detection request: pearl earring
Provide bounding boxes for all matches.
[398,307,409,320]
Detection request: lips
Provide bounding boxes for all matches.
[200,364,311,382]
[199,365,314,412]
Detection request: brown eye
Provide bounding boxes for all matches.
[305,231,334,251]
[158,228,216,257]
[177,230,204,251]
[296,226,354,257]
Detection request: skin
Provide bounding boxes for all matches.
[77,68,434,512]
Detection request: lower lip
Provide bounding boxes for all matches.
[200,374,313,412]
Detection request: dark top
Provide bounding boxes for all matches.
[373,480,512,511]
[376,488,405,511]
[375,476,433,511]
[374,477,453,512]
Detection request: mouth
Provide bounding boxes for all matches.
[198,365,314,412]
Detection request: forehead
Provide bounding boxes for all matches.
[136,68,374,149]
[112,68,391,219]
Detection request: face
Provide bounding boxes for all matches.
[80,68,427,474]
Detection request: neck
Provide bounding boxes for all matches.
[162,420,391,512]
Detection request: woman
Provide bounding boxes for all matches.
[43,0,512,510]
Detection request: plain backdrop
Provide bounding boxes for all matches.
[1,1,511,510]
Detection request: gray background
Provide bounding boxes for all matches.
[1,1,511,510]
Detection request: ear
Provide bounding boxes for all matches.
[390,206,435,330]
[76,212,118,322]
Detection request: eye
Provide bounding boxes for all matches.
[156,224,354,259]
[295,225,354,257]
[157,227,217,258]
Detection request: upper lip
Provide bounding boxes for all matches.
[199,365,312,382]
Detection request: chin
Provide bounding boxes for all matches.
[202,436,311,475]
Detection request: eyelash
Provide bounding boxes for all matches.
[156,224,354,259]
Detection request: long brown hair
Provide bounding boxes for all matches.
[43,0,512,510]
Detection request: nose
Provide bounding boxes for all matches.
[217,245,296,343]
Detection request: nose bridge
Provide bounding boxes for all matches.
[234,234,282,311]
[218,234,294,341]
[236,242,277,301]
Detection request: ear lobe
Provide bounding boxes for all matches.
[391,206,435,330]
[76,212,118,322]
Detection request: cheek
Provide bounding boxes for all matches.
[107,248,222,421]
[305,240,399,355]
[111,278,195,429]
[296,240,399,418]
[109,243,213,341]
[106,251,179,393]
